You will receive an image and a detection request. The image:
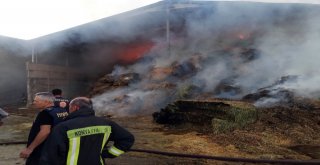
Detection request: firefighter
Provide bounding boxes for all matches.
[51,88,69,111]
[40,97,135,165]
[20,92,68,165]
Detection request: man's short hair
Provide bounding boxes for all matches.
[70,97,93,109]
[52,89,62,95]
[34,92,55,102]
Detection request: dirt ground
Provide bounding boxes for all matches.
[0,105,319,165]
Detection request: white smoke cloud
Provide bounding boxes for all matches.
[251,7,320,98]
[92,1,320,114]
[93,87,172,116]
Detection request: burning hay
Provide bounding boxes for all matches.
[88,2,320,144]
[89,73,140,96]
[1,1,320,163]
[243,75,320,109]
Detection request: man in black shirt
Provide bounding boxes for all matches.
[20,92,68,165]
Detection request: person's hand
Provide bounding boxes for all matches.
[20,148,33,158]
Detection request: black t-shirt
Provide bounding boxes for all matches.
[26,110,53,164]
[27,110,53,146]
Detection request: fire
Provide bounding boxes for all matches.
[150,67,173,80]
[238,33,246,40]
[236,31,252,40]
[118,41,154,64]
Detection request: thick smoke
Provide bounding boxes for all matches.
[0,37,29,106]
[243,5,320,99]
[94,87,172,116]
[93,1,320,115]
[0,1,165,106]
[182,2,320,100]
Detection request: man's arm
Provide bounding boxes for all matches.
[20,125,51,158]
[101,121,134,158]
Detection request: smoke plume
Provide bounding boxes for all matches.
[92,1,320,115]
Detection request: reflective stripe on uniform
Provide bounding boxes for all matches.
[108,146,124,157]
[67,126,111,138]
[66,126,111,165]
[67,137,80,165]
[100,128,111,164]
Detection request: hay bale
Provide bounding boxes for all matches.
[153,100,257,134]
[211,118,236,134]
[211,107,257,134]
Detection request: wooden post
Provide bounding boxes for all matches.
[26,62,32,106]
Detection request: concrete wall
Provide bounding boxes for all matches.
[26,62,89,105]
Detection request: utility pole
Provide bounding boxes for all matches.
[31,44,35,63]
[166,0,171,56]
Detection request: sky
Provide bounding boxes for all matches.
[0,0,319,40]
[0,0,161,40]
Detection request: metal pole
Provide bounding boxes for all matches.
[166,0,171,56]
[31,44,34,63]
[35,49,38,64]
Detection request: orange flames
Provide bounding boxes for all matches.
[118,41,154,64]
[150,67,173,80]
[238,33,246,40]
[236,32,251,40]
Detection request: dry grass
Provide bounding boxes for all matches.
[1,103,319,164]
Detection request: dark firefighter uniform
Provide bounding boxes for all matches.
[54,96,70,111]
[26,106,68,165]
[45,106,69,126]
[39,106,134,165]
